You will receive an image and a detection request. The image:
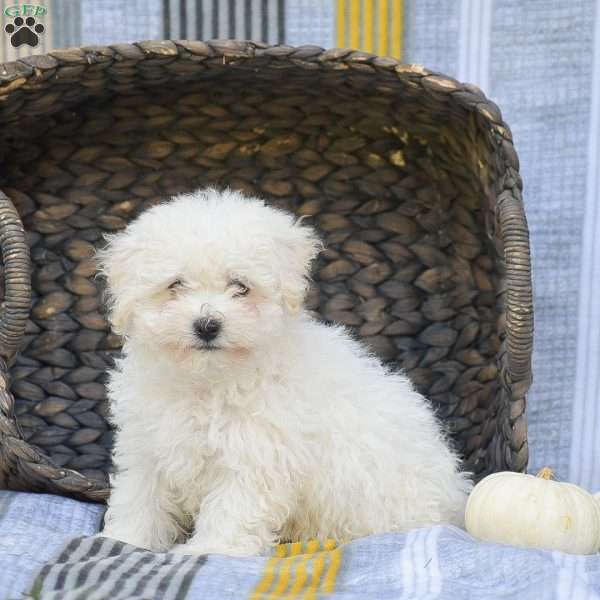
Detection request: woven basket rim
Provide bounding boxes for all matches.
[0,40,497,109]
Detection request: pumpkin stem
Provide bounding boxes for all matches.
[536,467,555,480]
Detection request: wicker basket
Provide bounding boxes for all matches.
[0,41,533,502]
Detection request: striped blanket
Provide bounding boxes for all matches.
[2,490,600,599]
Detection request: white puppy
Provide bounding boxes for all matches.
[99,188,471,556]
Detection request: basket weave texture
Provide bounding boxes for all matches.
[0,40,533,502]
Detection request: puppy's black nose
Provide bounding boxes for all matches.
[193,318,221,342]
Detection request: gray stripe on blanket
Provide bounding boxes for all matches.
[27,536,206,600]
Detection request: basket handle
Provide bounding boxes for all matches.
[496,191,534,394]
[0,191,31,363]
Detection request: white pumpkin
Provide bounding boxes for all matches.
[465,468,600,555]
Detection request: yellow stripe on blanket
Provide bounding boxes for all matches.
[249,539,343,599]
[336,0,404,59]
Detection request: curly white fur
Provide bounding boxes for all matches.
[98,188,471,556]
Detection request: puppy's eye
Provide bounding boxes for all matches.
[168,279,184,291]
[230,280,250,297]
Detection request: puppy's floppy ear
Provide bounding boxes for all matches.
[95,231,144,336]
[274,218,323,315]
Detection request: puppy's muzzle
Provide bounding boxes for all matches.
[193,317,222,343]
